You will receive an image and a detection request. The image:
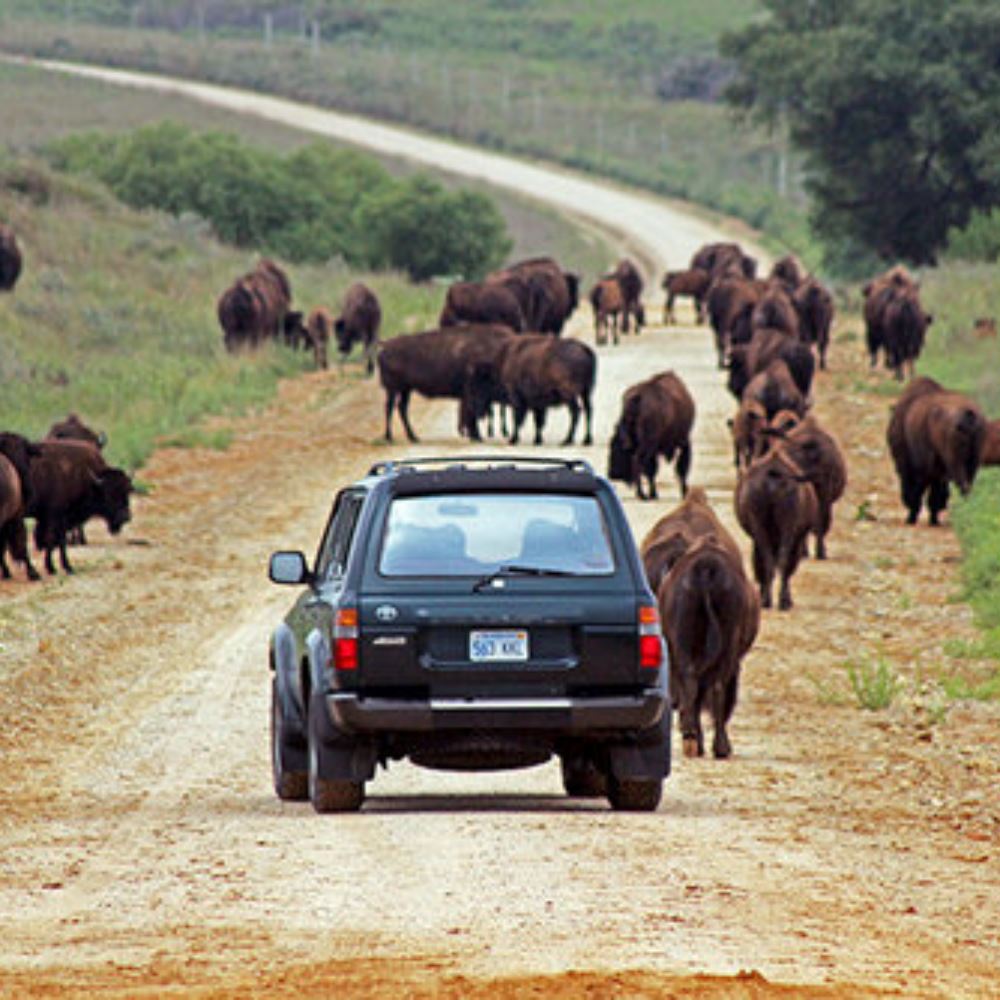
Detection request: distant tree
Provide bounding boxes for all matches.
[721,1,1000,265]
[356,175,512,282]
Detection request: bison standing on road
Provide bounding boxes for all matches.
[0,223,23,292]
[0,433,41,581]
[887,377,986,525]
[440,280,525,334]
[608,258,644,333]
[863,265,920,372]
[488,257,579,335]
[736,446,818,610]
[589,278,625,346]
[608,371,695,500]
[793,278,835,370]
[334,282,382,375]
[661,268,710,325]
[497,335,595,445]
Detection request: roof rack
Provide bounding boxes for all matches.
[367,455,595,477]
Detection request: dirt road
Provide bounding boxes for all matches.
[1,66,998,999]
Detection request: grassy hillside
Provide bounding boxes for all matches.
[0,159,441,472]
[0,2,817,264]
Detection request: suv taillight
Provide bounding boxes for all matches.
[638,605,662,670]
[332,607,359,670]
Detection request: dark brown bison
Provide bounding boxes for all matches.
[661,267,711,325]
[305,307,332,370]
[690,242,757,281]
[727,329,815,403]
[981,420,1000,465]
[769,255,802,293]
[750,283,799,340]
[488,257,579,335]
[0,223,23,292]
[0,433,40,581]
[886,377,986,525]
[729,396,769,469]
[608,371,695,500]
[497,335,595,445]
[45,413,107,450]
[658,532,760,759]
[793,278,835,370]
[863,265,919,371]
[705,276,766,367]
[589,278,625,346]
[377,325,515,443]
[607,258,644,332]
[439,280,525,333]
[334,282,382,375]
[24,439,134,575]
[741,358,808,421]
[882,288,932,381]
[218,258,298,352]
[735,446,819,610]
[639,485,742,594]
[761,413,847,559]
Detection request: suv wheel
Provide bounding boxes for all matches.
[271,679,307,801]
[607,776,662,812]
[560,755,607,798]
[307,695,365,813]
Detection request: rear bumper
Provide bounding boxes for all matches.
[327,688,667,734]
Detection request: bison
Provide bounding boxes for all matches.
[607,258,644,333]
[0,433,41,581]
[23,439,134,575]
[639,485,742,594]
[0,223,23,292]
[882,288,932,381]
[607,371,695,500]
[728,329,815,402]
[691,242,757,281]
[658,533,760,759]
[488,257,579,335]
[863,265,920,371]
[769,255,803,294]
[735,446,819,610]
[45,414,108,545]
[589,278,625,346]
[750,283,799,340]
[741,358,808,422]
[661,267,711,325]
[761,413,847,559]
[886,377,986,525]
[496,335,595,445]
[377,325,515,443]
[793,278,835,370]
[305,307,333,370]
[705,276,766,367]
[334,282,382,375]
[440,280,524,334]
[218,258,298,352]
[729,396,769,469]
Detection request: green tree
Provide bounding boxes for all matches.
[722,1,1000,265]
[356,175,511,281]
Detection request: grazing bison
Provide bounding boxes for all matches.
[0,223,23,292]
[335,282,382,375]
[0,433,41,581]
[639,485,741,594]
[377,325,515,443]
[218,258,298,352]
[497,335,595,445]
[661,267,711,325]
[305,307,333,370]
[608,258,644,332]
[761,413,847,559]
[25,439,134,575]
[658,533,759,759]
[440,280,525,334]
[608,371,695,500]
[488,257,579,335]
[886,377,986,525]
[736,446,818,610]
[589,278,625,346]
[793,278,835,370]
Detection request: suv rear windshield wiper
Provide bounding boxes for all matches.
[473,564,575,592]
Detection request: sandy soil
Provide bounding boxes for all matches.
[0,64,998,999]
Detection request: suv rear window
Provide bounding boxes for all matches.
[378,493,615,577]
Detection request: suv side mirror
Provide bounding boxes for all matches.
[268,550,312,585]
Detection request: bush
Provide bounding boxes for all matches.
[945,208,1000,263]
[45,123,511,278]
[356,175,512,282]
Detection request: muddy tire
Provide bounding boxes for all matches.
[307,694,364,813]
[607,776,662,812]
[560,756,607,798]
[271,679,307,801]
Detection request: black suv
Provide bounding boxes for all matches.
[268,456,670,812]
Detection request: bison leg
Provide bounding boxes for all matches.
[581,393,593,446]
[709,673,735,759]
[7,519,39,581]
[663,296,672,325]
[561,400,580,446]
[509,398,528,445]
[675,441,691,498]
[777,531,807,611]
[531,406,547,446]
[752,543,773,610]
[397,389,419,443]
[383,390,396,442]
[928,479,950,526]
[901,472,925,525]
[675,668,704,758]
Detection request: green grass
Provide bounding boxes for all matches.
[0,7,821,266]
[0,160,441,472]
[844,657,900,712]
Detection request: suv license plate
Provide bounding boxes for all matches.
[469,630,528,662]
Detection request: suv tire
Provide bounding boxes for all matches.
[271,679,307,801]
[607,776,662,812]
[560,755,607,798]
[307,694,365,813]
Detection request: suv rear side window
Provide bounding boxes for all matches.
[378,493,615,577]
[315,491,365,581]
